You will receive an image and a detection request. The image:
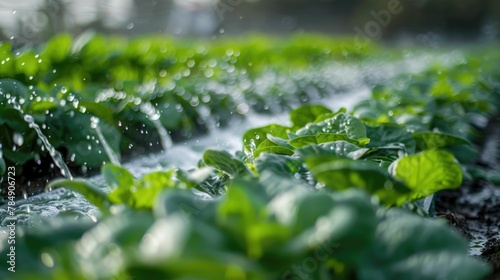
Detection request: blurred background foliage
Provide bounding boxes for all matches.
[0,0,498,46]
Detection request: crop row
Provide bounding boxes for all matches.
[0,45,498,279]
[0,33,372,182]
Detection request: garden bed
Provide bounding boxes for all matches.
[1,34,500,279]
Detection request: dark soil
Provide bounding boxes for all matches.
[436,115,500,280]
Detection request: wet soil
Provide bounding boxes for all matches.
[436,115,500,280]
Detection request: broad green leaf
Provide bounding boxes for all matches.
[413,131,470,150]
[358,209,491,280]
[203,149,251,178]
[129,170,178,209]
[289,190,377,262]
[254,139,294,158]
[296,113,367,141]
[296,141,368,160]
[293,192,337,232]
[366,124,416,154]
[102,163,134,190]
[290,104,332,128]
[394,150,462,199]
[217,178,270,245]
[47,179,111,212]
[306,157,410,204]
[243,124,290,152]
[266,134,293,149]
[317,190,378,262]
[255,153,306,179]
[290,133,369,148]
[219,178,290,259]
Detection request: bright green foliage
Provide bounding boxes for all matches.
[0,183,490,279]
[1,36,499,279]
[243,124,290,153]
[1,33,368,179]
[413,131,470,150]
[203,150,252,178]
[290,104,333,128]
[48,163,179,210]
[306,157,410,204]
[296,113,368,140]
[395,150,463,200]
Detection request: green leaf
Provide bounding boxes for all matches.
[218,177,286,258]
[305,157,410,204]
[290,104,332,128]
[413,132,470,150]
[359,209,491,280]
[309,190,378,262]
[366,124,416,154]
[47,179,111,212]
[203,150,251,178]
[255,153,306,179]
[131,170,178,209]
[296,113,367,141]
[266,134,293,149]
[394,150,463,199]
[290,133,369,148]
[254,139,294,158]
[292,192,337,233]
[102,163,134,190]
[295,141,367,160]
[243,124,290,152]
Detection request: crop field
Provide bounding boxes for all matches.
[0,33,499,279]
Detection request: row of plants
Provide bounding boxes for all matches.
[0,33,373,182]
[1,48,499,279]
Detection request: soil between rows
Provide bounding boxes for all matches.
[436,115,500,280]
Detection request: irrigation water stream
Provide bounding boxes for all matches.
[0,51,468,241]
